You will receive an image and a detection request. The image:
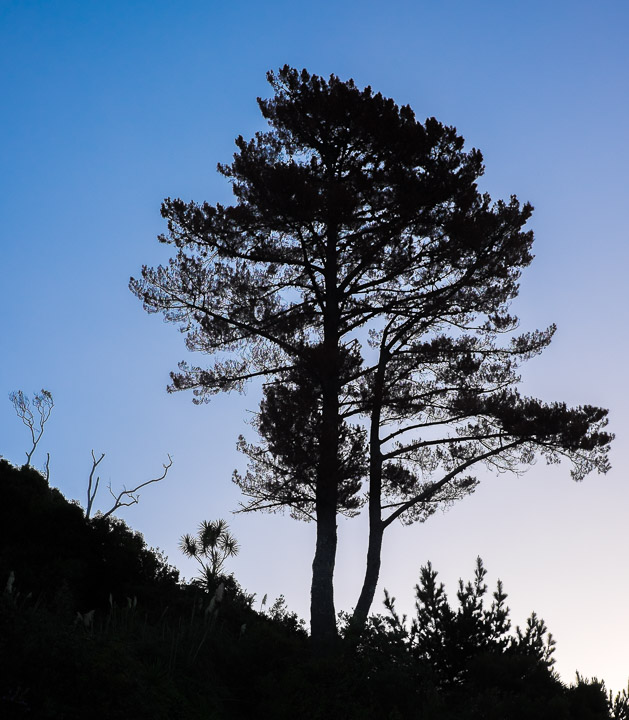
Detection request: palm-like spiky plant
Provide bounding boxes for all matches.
[179,519,239,587]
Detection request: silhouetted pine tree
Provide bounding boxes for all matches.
[132,66,612,646]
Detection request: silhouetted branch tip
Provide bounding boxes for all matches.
[9,388,54,467]
[86,453,172,520]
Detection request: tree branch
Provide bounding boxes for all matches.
[9,389,54,467]
[382,431,509,461]
[382,439,524,528]
[85,450,106,520]
[91,455,173,520]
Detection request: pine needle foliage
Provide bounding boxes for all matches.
[132,66,613,643]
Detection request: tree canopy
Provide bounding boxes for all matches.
[131,66,612,645]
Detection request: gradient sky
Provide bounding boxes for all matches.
[2,0,628,692]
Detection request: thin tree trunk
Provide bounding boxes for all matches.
[352,516,384,628]
[351,345,388,630]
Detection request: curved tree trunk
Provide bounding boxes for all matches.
[351,516,384,629]
[351,345,388,631]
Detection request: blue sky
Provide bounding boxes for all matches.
[1,0,628,691]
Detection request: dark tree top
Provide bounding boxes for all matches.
[131,67,612,522]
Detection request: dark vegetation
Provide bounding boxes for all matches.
[2,460,627,719]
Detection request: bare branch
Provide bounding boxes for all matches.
[84,453,172,520]
[85,450,106,519]
[9,389,54,467]
[99,455,173,520]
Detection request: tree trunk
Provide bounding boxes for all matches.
[309,221,342,650]
[310,368,341,649]
[351,516,384,628]
[310,493,338,649]
[351,345,388,630]
[310,324,339,644]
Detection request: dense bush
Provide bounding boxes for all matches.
[0,459,179,614]
[0,459,626,719]
[336,558,613,719]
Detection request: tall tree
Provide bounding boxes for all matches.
[131,67,612,646]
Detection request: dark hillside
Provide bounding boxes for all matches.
[0,460,624,719]
[0,459,179,614]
